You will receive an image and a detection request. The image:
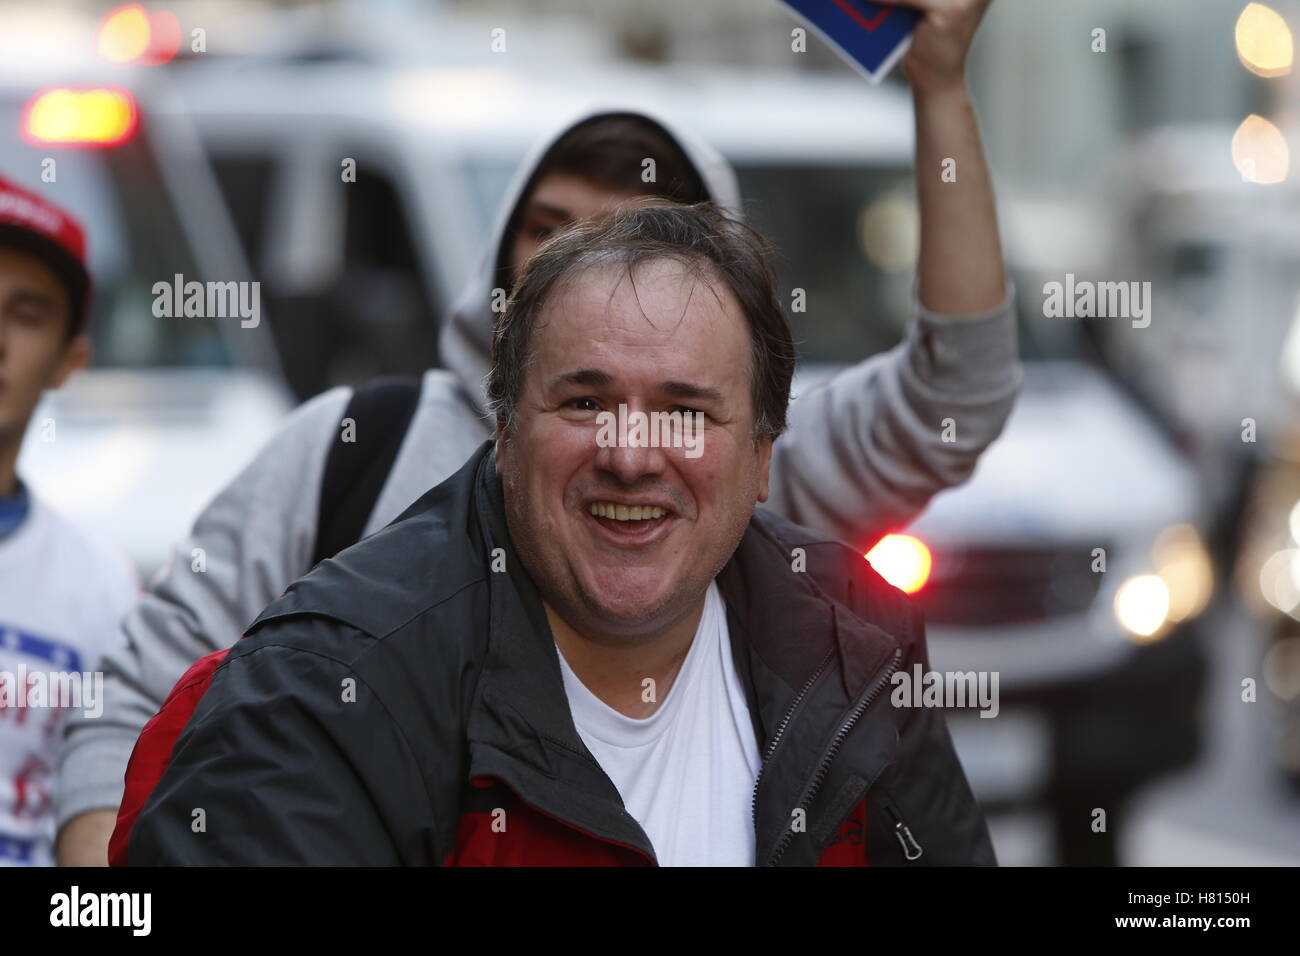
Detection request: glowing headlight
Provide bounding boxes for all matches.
[1115,574,1171,642]
[1114,524,1213,642]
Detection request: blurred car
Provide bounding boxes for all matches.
[792,170,1218,861]
[805,302,1216,865]
[2,34,293,577]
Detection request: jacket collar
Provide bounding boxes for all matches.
[462,441,902,864]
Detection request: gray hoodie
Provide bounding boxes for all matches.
[56,106,1021,830]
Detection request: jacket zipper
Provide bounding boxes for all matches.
[750,645,837,831]
[765,646,903,866]
[885,800,923,861]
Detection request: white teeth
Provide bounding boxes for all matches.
[588,502,668,521]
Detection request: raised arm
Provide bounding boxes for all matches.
[763,0,1020,548]
[906,0,1005,314]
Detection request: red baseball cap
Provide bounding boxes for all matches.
[0,174,91,333]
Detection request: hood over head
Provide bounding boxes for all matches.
[439,105,743,415]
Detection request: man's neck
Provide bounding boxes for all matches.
[547,596,707,719]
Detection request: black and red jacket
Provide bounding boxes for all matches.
[118,441,996,866]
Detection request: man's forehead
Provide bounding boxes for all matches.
[541,258,740,337]
[528,261,751,398]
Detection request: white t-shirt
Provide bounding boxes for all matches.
[556,581,761,866]
[0,491,138,866]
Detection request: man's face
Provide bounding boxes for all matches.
[0,246,87,444]
[497,258,773,644]
[509,172,645,285]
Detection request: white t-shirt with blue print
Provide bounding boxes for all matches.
[0,487,137,866]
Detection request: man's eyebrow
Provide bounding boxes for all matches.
[661,381,725,403]
[545,371,724,404]
[548,368,614,391]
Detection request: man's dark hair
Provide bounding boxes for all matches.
[535,114,707,203]
[495,114,710,284]
[487,199,796,443]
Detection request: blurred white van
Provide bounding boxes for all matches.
[162,56,919,398]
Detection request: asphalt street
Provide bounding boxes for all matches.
[983,601,1300,866]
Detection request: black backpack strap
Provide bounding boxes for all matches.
[312,376,421,566]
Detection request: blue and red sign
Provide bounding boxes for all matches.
[780,0,920,83]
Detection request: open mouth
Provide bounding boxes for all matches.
[586,500,675,543]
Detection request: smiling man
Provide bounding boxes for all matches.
[63,0,1022,868]
[122,202,994,866]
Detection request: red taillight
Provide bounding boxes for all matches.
[140,11,181,66]
[865,534,932,594]
[21,87,138,148]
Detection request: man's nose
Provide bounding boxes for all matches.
[593,411,668,484]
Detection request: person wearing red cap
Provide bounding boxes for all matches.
[0,175,138,867]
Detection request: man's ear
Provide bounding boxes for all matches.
[755,435,773,504]
[48,333,91,390]
[494,423,510,472]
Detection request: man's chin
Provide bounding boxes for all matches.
[581,595,672,631]
[572,577,688,638]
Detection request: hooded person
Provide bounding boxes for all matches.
[56,105,1021,864]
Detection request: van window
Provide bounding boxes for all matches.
[221,158,439,399]
[328,163,440,389]
[209,154,275,271]
[733,163,916,363]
